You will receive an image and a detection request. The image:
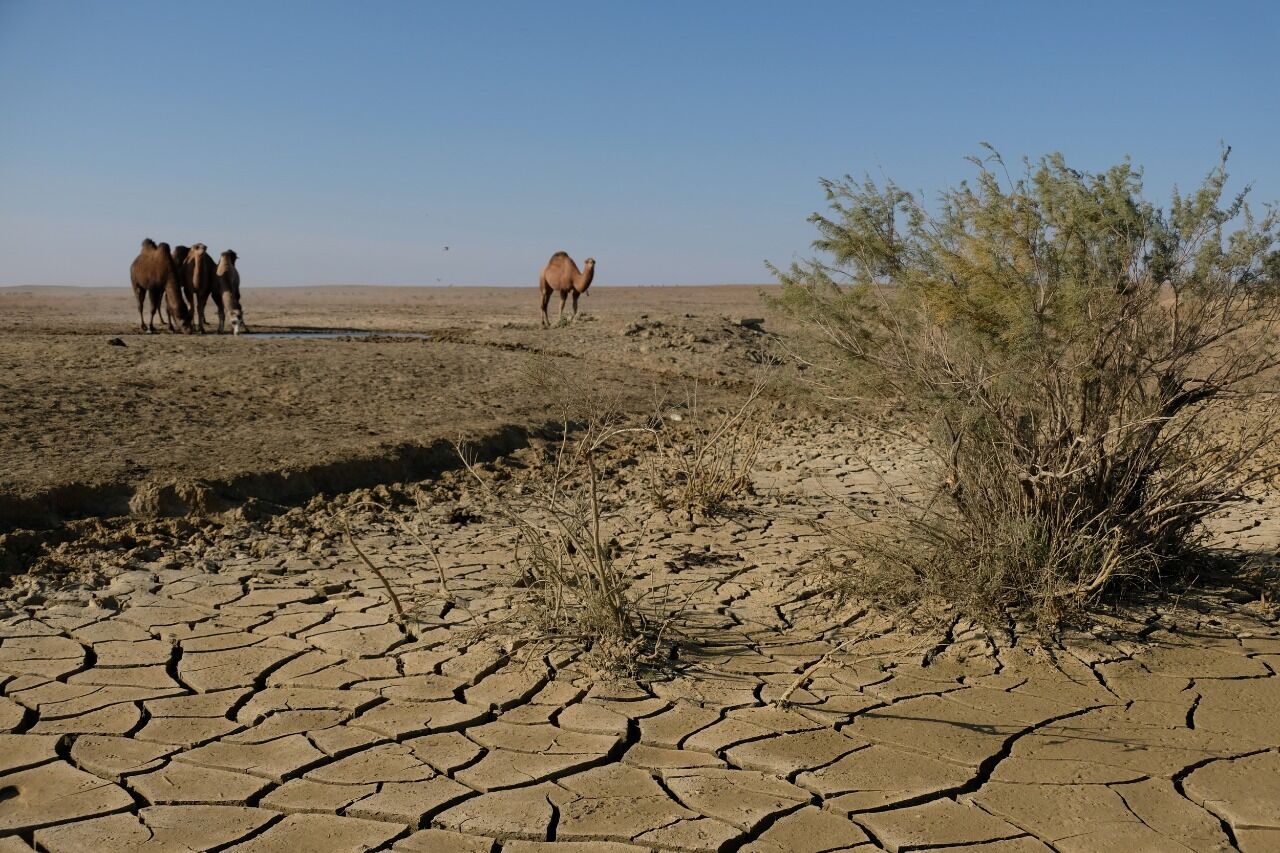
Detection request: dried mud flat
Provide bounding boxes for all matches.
[1,286,1279,852]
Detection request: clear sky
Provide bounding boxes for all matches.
[1,1,1277,287]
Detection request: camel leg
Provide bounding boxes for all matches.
[135,286,147,333]
[160,293,175,332]
[558,291,568,324]
[147,288,162,334]
[540,282,551,327]
[183,284,198,332]
[212,287,226,334]
[571,290,580,322]
[195,287,208,334]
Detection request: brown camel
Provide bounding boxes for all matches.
[162,245,193,330]
[539,251,595,327]
[130,239,192,334]
[217,250,247,334]
[181,243,224,333]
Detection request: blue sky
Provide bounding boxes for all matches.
[1,1,1277,287]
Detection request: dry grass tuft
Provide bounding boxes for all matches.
[650,379,767,517]
[335,498,469,638]
[458,358,683,673]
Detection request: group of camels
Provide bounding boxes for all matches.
[130,245,588,333]
[130,239,245,335]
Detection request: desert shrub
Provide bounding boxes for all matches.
[774,147,1280,625]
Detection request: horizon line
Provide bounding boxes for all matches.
[0,282,781,291]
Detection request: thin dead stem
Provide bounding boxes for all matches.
[340,499,477,628]
[343,518,406,622]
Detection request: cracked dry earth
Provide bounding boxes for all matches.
[2,419,1279,852]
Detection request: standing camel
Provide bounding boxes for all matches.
[161,245,193,331]
[181,243,224,333]
[539,252,595,327]
[130,239,192,334]
[217,250,247,334]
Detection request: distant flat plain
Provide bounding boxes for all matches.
[0,284,785,522]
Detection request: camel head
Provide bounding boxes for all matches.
[230,307,246,335]
[173,295,195,334]
[217,250,239,279]
[579,258,596,294]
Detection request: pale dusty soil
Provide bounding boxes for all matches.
[0,285,786,527]
[1,285,1278,851]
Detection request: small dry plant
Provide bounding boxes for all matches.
[651,379,767,516]
[775,147,1280,627]
[334,498,467,638]
[460,360,665,672]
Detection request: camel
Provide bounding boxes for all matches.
[161,245,193,330]
[539,252,595,327]
[130,239,192,334]
[171,244,191,272]
[217,250,247,334]
[181,243,224,333]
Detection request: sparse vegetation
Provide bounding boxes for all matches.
[650,380,767,517]
[775,147,1280,626]
[337,498,466,637]
[459,360,665,673]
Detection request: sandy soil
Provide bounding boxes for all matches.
[1,284,1277,851]
[0,285,788,527]
[0,284,781,335]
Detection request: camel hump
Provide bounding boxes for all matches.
[549,251,569,260]
[141,238,157,250]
